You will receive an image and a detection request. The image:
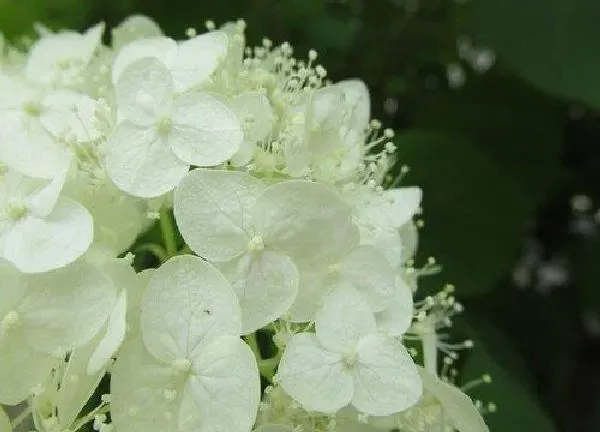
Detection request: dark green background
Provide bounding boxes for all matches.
[4,0,600,430]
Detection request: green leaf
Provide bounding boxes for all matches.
[581,236,600,315]
[0,0,89,39]
[414,74,564,205]
[395,131,529,296]
[460,316,558,432]
[469,0,600,108]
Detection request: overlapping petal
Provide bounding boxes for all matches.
[140,255,242,363]
[277,333,353,414]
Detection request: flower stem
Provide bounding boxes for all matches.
[258,355,281,381]
[159,207,177,259]
[244,332,280,382]
[70,403,110,431]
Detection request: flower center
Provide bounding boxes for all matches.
[5,198,27,221]
[2,310,21,331]
[157,116,173,135]
[341,351,357,369]
[247,235,265,252]
[23,101,42,117]
[327,263,340,274]
[170,358,192,376]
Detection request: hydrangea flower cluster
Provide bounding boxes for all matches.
[0,15,490,432]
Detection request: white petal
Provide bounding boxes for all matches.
[88,288,127,374]
[375,275,414,337]
[221,251,298,334]
[179,336,260,432]
[174,169,265,262]
[26,23,104,84]
[106,121,189,198]
[74,183,145,254]
[277,333,353,414]
[340,245,396,312]
[112,15,163,50]
[41,91,102,141]
[116,57,173,125]
[171,31,228,92]
[253,180,353,262]
[353,334,422,416]
[315,284,376,353]
[419,368,489,432]
[112,37,177,85]
[170,92,243,166]
[55,335,106,427]
[125,268,155,336]
[386,187,422,227]
[359,187,422,234]
[24,169,67,218]
[364,228,404,269]
[0,110,70,179]
[399,221,419,263]
[231,91,276,145]
[4,198,93,273]
[305,87,344,134]
[230,139,255,167]
[0,74,37,108]
[230,91,275,167]
[0,333,57,405]
[110,338,182,432]
[0,259,26,313]
[336,79,370,133]
[287,268,331,323]
[283,118,309,178]
[0,407,11,432]
[141,255,242,363]
[19,260,117,354]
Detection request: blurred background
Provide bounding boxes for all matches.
[2,0,600,430]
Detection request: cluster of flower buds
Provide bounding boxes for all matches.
[0,15,489,432]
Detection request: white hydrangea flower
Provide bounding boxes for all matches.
[369,368,489,432]
[344,185,422,268]
[111,255,260,432]
[418,368,489,432]
[111,31,228,92]
[0,258,117,405]
[66,180,145,254]
[375,274,414,336]
[111,15,164,50]
[277,285,422,416]
[0,75,101,179]
[283,81,369,182]
[0,169,93,273]
[106,57,243,197]
[288,231,397,323]
[174,168,354,333]
[25,23,104,86]
[0,17,492,432]
[33,254,136,430]
[230,91,276,167]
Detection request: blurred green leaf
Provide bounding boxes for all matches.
[395,131,529,296]
[461,315,558,431]
[415,74,565,205]
[469,0,600,109]
[0,0,89,39]
[581,236,600,315]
